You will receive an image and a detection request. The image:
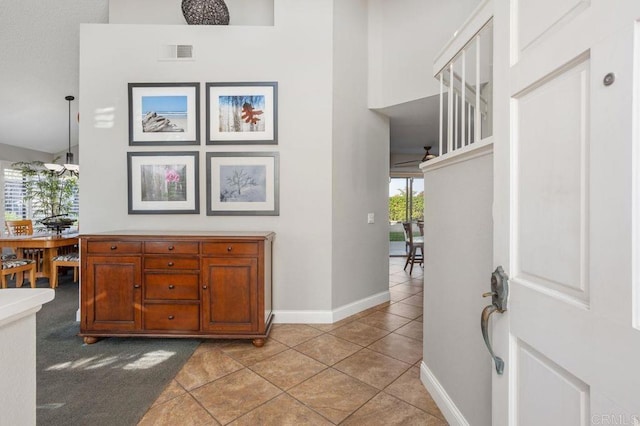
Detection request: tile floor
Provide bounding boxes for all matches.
[138,258,446,425]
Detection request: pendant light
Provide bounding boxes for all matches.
[45,95,78,176]
[65,95,75,165]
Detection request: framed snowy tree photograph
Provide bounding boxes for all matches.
[206,82,278,145]
[206,152,279,215]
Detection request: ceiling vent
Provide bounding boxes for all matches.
[160,44,194,61]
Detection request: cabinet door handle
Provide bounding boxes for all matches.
[227,246,232,252]
[168,245,175,251]
[202,285,208,289]
[168,261,174,267]
[168,315,175,320]
[133,284,140,289]
[168,284,175,289]
[110,245,117,250]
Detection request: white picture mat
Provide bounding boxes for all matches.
[131,86,198,142]
[130,155,197,210]
[210,156,275,211]
[208,85,275,141]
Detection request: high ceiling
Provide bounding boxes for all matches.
[0,0,432,161]
[0,0,109,154]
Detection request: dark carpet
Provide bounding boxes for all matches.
[31,273,201,426]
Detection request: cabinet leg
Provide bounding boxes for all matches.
[83,336,100,345]
[252,338,265,347]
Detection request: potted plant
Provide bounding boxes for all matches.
[11,160,78,232]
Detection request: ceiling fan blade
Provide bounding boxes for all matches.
[393,159,420,165]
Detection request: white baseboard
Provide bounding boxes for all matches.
[272,290,390,324]
[331,290,390,322]
[420,361,470,426]
[272,310,332,323]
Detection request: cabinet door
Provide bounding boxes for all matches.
[202,257,258,332]
[83,256,142,331]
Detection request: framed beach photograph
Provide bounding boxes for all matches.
[206,82,278,145]
[128,82,200,145]
[127,151,200,214]
[206,152,279,216]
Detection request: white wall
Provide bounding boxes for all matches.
[79,1,337,316]
[0,143,53,164]
[421,150,493,425]
[331,0,390,314]
[109,0,274,26]
[367,0,481,109]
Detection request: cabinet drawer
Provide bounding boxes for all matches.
[145,273,199,300]
[144,304,199,331]
[144,257,199,270]
[202,242,258,256]
[87,241,142,254]
[145,241,199,255]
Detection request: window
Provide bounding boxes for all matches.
[2,166,79,228]
[3,167,28,220]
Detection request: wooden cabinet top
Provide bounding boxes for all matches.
[80,231,275,241]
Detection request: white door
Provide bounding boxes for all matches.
[492,0,640,424]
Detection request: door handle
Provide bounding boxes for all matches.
[481,266,509,375]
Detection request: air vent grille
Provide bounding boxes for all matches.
[160,44,195,61]
[176,45,193,58]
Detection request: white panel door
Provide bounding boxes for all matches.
[492,0,640,424]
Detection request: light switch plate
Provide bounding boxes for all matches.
[367,213,375,224]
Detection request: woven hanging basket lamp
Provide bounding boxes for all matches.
[182,0,230,25]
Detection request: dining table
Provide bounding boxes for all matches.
[0,232,79,281]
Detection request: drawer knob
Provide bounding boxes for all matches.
[168,315,175,320]
[134,284,140,289]
[227,246,232,252]
[168,262,174,267]
[110,245,117,250]
[168,245,175,251]
[168,284,175,289]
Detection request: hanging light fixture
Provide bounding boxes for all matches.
[65,95,75,165]
[45,95,78,176]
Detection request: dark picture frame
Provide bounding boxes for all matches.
[206,82,278,145]
[127,151,200,214]
[206,152,279,216]
[128,82,200,145]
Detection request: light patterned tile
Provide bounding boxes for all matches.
[250,349,326,390]
[334,348,410,390]
[229,394,333,426]
[385,366,445,420]
[151,380,186,408]
[191,369,282,424]
[269,324,324,347]
[329,321,389,346]
[288,369,378,424]
[175,346,243,390]
[368,333,423,364]
[341,392,445,425]
[356,311,411,332]
[382,302,423,319]
[219,338,288,366]
[394,320,423,341]
[402,294,424,307]
[138,393,218,426]
[294,333,361,366]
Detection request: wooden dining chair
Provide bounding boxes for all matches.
[402,222,424,275]
[4,219,43,275]
[5,219,34,236]
[50,252,79,288]
[1,255,36,288]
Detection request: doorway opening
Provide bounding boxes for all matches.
[389,176,424,256]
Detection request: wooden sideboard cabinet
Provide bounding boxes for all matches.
[80,231,274,347]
